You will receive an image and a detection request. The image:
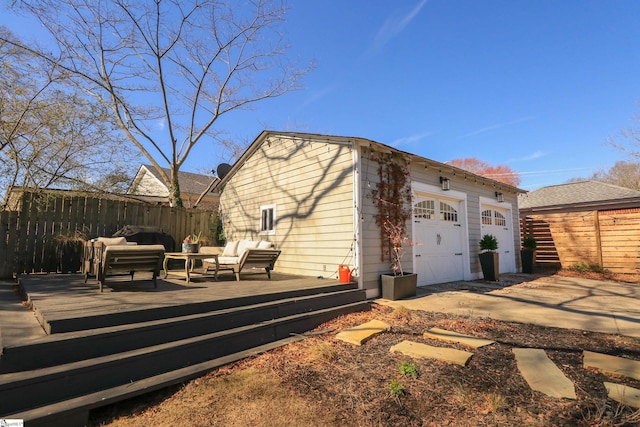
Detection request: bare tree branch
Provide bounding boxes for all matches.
[4,0,311,206]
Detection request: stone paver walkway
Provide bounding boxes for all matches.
[335,319,639,406]
[512,348,576,399]
[604,382,640,409]
[423,327,494,348]
[390,340,473,366]
[335,319,389,345]
[583,351,640,381]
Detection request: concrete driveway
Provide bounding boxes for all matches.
[377,274,640,338]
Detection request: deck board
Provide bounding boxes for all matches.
[18,272,348,333]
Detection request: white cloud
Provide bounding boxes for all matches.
[461,115,536,138]
[507,150,546,163]
[391,131,431,147]
[372,0,428,51]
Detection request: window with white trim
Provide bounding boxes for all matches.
[440,202,458,222]
[414,200,435,220]
[482,209,492,225]
[260,204,276,235]
[494,211,506,227]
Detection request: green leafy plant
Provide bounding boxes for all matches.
[522,235,537,249]
[388,379,405,399]
[479,234,498,252]
[183,231,202,244]
[399,361,419,378]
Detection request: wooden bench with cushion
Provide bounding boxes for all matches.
[201,240,281,281]
[83,237,165,292]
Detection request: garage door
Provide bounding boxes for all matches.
[481,205,516,273]
[413,195,465,285]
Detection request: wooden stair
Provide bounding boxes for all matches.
[0,283,369,426]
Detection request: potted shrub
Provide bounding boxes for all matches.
[478,234,499,281]
[380,219,418,300]
[370,152,418,300]
[521,235,537,274]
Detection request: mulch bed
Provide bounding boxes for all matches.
[91,297,640,426]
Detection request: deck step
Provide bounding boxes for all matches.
[9,336,305,427]
[0,299,369,420]
[37,282,359,334]
[0,289,365,373]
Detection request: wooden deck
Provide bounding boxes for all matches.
[1,270,369,426]
[17,271,350,335]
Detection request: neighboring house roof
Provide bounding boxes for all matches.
[129,165,219,197]
[519,181,640,212]
[214,130,526,195]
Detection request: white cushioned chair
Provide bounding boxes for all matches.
[202,240,281,281]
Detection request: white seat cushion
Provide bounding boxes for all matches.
[221,241,239,257]
[236,240,259,257]
[97,237,128,246]
[217,256,240,265]
[258,241,275,249]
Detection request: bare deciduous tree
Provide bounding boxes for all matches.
[568,160,640,190]
[0,28,138,208]
[4,0,310,206]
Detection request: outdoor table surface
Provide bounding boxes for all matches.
[163,252,219,284]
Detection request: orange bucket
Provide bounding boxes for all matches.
[338,264,354,283]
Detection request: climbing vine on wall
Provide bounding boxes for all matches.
[369,151,413,265]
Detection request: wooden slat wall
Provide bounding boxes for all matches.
[0,191,216,279]
[520,217,560,264]
[520,208,640,274]
[599,208,640,274]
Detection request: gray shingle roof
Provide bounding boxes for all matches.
[144,165,217,195]
[518,180,640,209]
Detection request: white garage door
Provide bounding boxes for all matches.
[481,205,516,273]
[413,195,465,285]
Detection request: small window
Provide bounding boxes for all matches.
[440,202,458,222]
[260,204,276,235]
[482,209,492,225]
[414,200,435,220]
[494,211,506,227]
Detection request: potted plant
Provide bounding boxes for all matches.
[379,219,418,300]
[370,152,418,300]
[182,232,202,253]
[521,235,537,274]
[478,234,499,281]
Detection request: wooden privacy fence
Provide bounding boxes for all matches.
[0,191,217,279]
[521,208,640,274]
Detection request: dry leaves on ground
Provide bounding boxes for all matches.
[90,300,640,427]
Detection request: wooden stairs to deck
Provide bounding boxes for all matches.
[0,281,369,427]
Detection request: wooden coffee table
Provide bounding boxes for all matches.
[163,252,219,284]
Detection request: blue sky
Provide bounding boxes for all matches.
[227,0,640,190]
[3,1,640,190]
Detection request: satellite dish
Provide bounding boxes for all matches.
[216,163,232,179]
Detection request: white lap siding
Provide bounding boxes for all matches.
[219,135,356,279]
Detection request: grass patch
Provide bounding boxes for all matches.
[100,366,336,427]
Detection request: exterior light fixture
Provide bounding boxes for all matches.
[495,191,504,203]
[440,176,450,191]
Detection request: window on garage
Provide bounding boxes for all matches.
[494,211,506,226]
[482,209,492,225]
[414,200,435,220]
[440,202,458,222]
